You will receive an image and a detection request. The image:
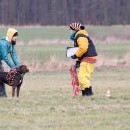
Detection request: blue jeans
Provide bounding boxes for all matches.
[0,62,7,97]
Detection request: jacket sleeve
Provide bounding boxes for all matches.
[75,37,89,57]
[10,45,20,66]
[1,41,15,68]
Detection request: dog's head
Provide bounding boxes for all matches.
[16,65,29,74]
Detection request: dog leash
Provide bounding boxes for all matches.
[70,65,80,96]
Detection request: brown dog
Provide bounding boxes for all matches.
[0,65,29,97]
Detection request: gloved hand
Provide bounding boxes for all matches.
[75,61,81,68]
[71,54,77,59]
[10,67,17,73]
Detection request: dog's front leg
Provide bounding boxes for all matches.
[17,86,20,97]
[12,87,15,97]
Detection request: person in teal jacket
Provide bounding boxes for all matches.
[0,28,20,97]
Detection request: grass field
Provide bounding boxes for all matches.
[0,26,130,130]
[17,43,130,62]
[0,69,130,130]
[0,25,130,42]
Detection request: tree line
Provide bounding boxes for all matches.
[0,0,129,25]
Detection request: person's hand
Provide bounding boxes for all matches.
[71,55,77,59]
[10,67,17,73]
[75,61,81,68]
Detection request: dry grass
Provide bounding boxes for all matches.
[0,25,130,130]
[3,53,129,72]
[0,69,130,130]
[17,37,130,46]
[96,52,130,68]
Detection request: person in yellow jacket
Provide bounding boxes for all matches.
[69,23,97,96]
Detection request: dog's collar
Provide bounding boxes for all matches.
[17,72,25,79]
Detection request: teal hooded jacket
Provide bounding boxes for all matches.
[0,37,20,68]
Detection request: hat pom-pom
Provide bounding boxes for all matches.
[80,25,85,30]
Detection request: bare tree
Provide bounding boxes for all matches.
[0,0,129,25]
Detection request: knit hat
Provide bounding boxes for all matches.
[69,22,85,31]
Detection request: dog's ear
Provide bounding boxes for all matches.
[19,65,23,73]
[15,66,20,72]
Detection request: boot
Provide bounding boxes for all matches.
[82,90,86,96]
[0,85,7,97]
[84,87,91,96]
[0,92,7,97]
[89,86,93,95]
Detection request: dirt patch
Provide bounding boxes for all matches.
[2,53,130,72]
[96,53,130,69]
[22,56,72,72]
[18,36,130,45]
[25,53,130,72]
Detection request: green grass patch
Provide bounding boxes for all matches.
[0,69,130,130]
[96,43,130,58]
[0,25,130,42]
[17,43,130,62]
[17,44,68,62]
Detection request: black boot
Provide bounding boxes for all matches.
[84,87,93,96]
[0,92,7,97]
[82,90,86,96]
[0,85,7,97]
[89,86,93,95]
[84,87,91,96]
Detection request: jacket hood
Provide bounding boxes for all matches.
[6,28,18,43]
[75,30,89,38]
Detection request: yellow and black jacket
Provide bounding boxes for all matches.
[74,30,97,63]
